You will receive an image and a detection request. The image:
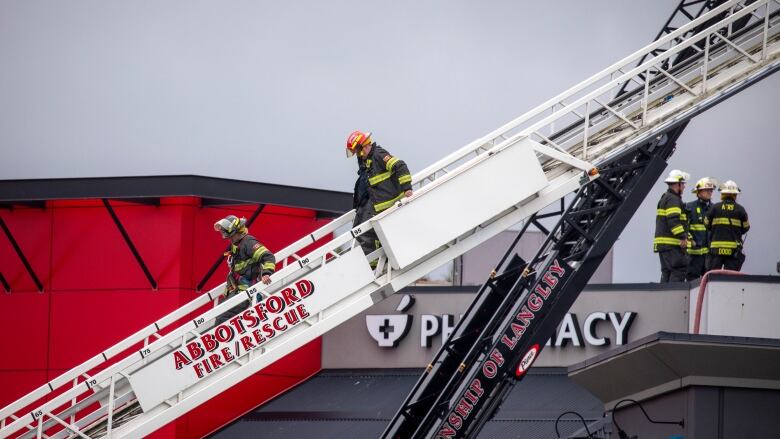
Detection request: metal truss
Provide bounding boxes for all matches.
[1,1,778,437]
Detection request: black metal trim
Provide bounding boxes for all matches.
[0,175,352,214]
[0,271,10,293]
[196,204,266,292]
[0,217,44,292]
[0,201,46,210]
[102,199,158,290]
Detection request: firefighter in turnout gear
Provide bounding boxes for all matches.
[347,130,413,263]
[705,180,750,271]
[213,215,276,324]
[654,169,690,283]
[685,177,716,280]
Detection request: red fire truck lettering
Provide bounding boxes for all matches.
[251,329,266,345]
[454,399,473,418]
[208,353,223,370]
[242,309,260,328]
[437,425,457,438]
[548,259,566,277]
[283,308,300,325]
[469,379,484,397]
[228,314,247,334]
[262,322,275,338]
[186,341,204,361]
[534,283,552,299]
[448,413,462,430]
[239,335,256,351]
[173,351,191,370]
[193,362,205,378]
[296,304,310,319]
[220,347,235,363]
[202,333,218,352]
[266,295,285,313]
[483,359,497,379]
[527,293,543,311]
[489,348,505,366]
[501,334,518,350]
[272,316,287,332]
[279,287,300,306]
[517,306,534,326]
[214,325,234,344]
[252,303,268,322]
[296,279,315,298]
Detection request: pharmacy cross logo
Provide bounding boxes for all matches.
[366,295,415,347]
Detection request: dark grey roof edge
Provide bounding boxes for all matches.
[403,275,777,294]
[568,331,780,373]
[0,175,352,213]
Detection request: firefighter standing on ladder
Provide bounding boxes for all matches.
[346,130,413,264]
[654,169,690,283]
[213,215,276,324]
[685,177,716,280]
[705,180,750,271]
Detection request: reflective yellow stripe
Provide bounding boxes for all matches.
[687,247,709,255]
[711,217,731,226]
[233,246,267,271]
[730,219,742,227]
[657,207,682,216]
[374,192,405,212]
[368,171,392,186]
[385,156,399,171]
[743,220,750,228]
[262,262,276,270]
[710,241,739,249]
[680,213,688,221]
[398,174,412,184]
[690,224,706,231]
[670,225,684,235]
[654,237,682,245]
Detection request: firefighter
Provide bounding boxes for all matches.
[654,169,690,283]
[213,215,276,324]
[685,177,716,280]
[346,130,413,262]
[705,180,750,272]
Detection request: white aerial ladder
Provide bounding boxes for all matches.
[1,1,778,437]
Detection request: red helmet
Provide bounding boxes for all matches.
[346,130,372,157]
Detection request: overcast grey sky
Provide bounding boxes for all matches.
[0,1,777,281]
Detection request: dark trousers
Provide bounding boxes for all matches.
[706,252,745,272]
[354,202,380,257]
[215,295,249,326]
[659,248,688,283]
[686,254,707,281]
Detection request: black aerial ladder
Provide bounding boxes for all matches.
[382,1,771,437]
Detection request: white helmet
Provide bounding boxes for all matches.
[664,169,690,184]
[719,180,741,194]
[691,177,718,193]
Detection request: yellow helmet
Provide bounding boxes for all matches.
[691,177,718,193]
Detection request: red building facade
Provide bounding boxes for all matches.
[0,176,351,437]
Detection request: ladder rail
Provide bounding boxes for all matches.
[1,1,776,436]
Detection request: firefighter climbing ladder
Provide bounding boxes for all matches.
[1,1,778,437]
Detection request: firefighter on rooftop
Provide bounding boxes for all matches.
[213,215,276,324]
[653,169,691,283]
[705,180,750,272]
[346,130,413,263]
[685,177,717,280]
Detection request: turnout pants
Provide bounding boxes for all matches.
[354,202,380,258]
[215,293,250,326]
[706,252,745,272]
[659,248,688,283]
[686,254,707,281]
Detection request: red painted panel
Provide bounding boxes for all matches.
[0,291,49,370]
[48,290,186,370]
[0,208,53,292]
[0,370,48,412]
